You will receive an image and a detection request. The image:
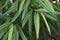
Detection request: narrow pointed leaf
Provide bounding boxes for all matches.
[8,24,14,40]
[22,11,32,27]
[17,26,27,40]
[11,0,25,22]
[34,12,40,39]
[35,0,55,13]
[0,27,8,39]
[28,12,32,37]
[3,0,10,7]
[3,32,8,40]
[0,18,11,31]
[44,13,57,21]
[22,0,31,20]
[41,13,51,35]
[13,25,18,40]
[3,0,18,16]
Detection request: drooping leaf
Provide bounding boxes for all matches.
[43,13,57,21]
[41,13,51,35]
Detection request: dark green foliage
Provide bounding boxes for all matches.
[0,0,60,40]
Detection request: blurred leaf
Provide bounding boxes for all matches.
[57,15,60,35]
[0,18,11,31]
[28,11,32,37]
[49,24,59,35]
[22,0,31,20]
[41,13,51,35]
[52,4,60,12]
[3,32,8,40]
[43,13,57,21]
[8,24,14,40]
[22,11,32,27]
[0,0,60,40]
[17,25,27,40]
[35,0,55,13]
[11,0,25,22]
[13,25,18,40]
[3,0,18,16]
[0,27,8,39]
[34,12,40,39]
[42,26,48,40]
[3,0,10,7]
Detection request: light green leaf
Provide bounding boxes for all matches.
[34,12,40,39]
[41,13,51,35]
[8,24,14,40]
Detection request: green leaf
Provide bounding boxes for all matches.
[8,24,14,40]
[34,12,40,39]
[22,11,32,27]
[17,25,27,40]
[42,27,48,40]
[11,0,25,22]
[57,15,60,35]
[35,0,55,13]
[0,27,8,39]
[28,12,32,37]
[3,0,18,16]
[0,14,8,19]
[13,25,18,40]
[52,4,60,12]
[3,32,8,40]
[49,24,59,35]
[41,13,51,35]
[43,13,57,21]
[0,1,4,8]
[35,8,48,12]
[0,18,11,31]
[3,0,10,7]
[22,0,31,20]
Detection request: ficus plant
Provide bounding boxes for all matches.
[0,0,60,40]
